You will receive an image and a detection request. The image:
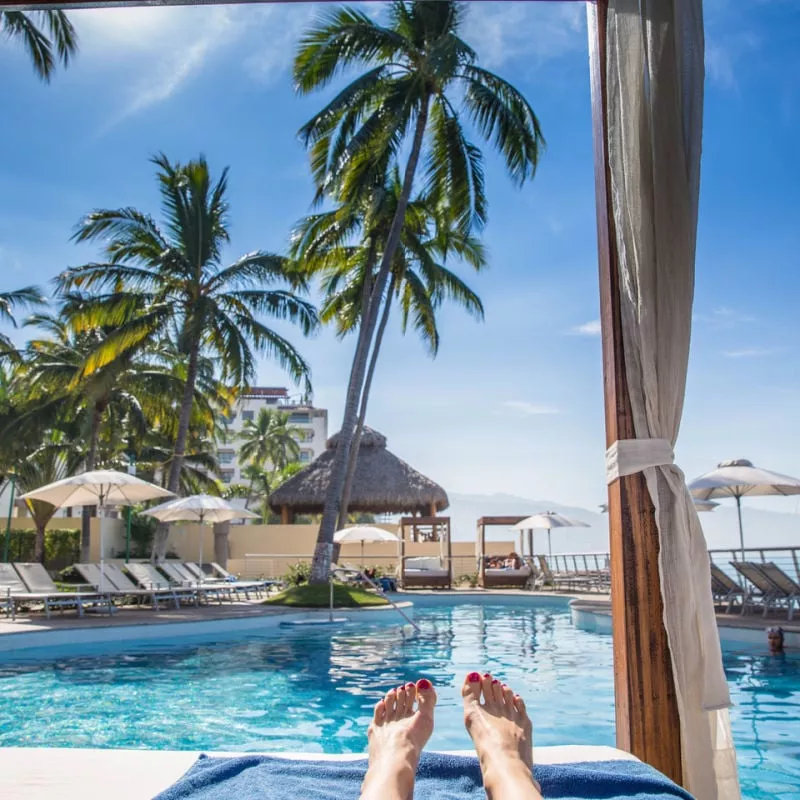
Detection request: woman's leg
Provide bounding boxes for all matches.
[360,678,437,800]
[462,672,543,800]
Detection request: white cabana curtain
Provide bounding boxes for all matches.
[596,1,740,799]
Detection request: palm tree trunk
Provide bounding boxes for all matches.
[80,403,102,562]
[244,475,255,510]
[337,278,395,529]
[152,344,200,561]
[310,96,431,583]
[34,520,46,564]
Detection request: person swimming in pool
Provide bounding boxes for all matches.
[360,673,542,800]
[767,626,785,654]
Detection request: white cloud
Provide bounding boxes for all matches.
[694,307,755,329]
[570,320,601,336]
[501,401,560,417]
[461,2,585,69]
[72,5,317,131]
[723,347,780,359]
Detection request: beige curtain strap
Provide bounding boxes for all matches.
[606,439,675,484]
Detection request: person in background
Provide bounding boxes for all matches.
[767,626,784,654]
[504,552,522,570]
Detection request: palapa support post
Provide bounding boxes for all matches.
[589,1,683,783]
[477,519,486,588]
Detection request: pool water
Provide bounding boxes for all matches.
[0,600,797,800]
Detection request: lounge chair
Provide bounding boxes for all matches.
[709,563,746,613]
[74,563,174,610]
[482,561,534,589]
[537,556,600,592]
[730,561,787,617]
[10,562,113,619]
[748,562,799,621]
[0,563,72,621]
[159,562,232,605]
[399,556,451,589]
[187,561,274,597]
[125,562,198,608]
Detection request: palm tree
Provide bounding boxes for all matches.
[1,11,77,82]
[0,287,44,362]
[18,309,190,560]
[295,1,544,580]
[16,433,82,562]
[238,408,303,507]
[294,171,485,526]
[56,153,319,559]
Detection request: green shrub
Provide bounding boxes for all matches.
[1,529,79,569]
[283,560,312,586]
[458,572,478,588]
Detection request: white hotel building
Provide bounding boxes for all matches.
[217,387,328,485]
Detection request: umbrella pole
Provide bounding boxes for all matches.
[198,514,204,576]
[548,530,552,560]
[735,495,745,560]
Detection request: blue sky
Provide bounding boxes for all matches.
[1,0,799,518]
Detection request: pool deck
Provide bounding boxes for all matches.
[0,745,637,800]
[570,597,800,646]
[0,588,795,642]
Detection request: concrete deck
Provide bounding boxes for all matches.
[570,597,799,646]
[0,745,637,800]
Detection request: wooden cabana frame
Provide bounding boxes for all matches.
[13,0,688,785]
[398,516,452,589]
[476,516,527,588]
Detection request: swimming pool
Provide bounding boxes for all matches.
[0,597,796,800]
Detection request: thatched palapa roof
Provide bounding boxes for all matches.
[268,427,449,515]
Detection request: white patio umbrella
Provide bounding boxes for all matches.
[513,512,590,559]
[18,469,173,590]
[688,458,800,557]
[334,525,399,566]
[143,494,258,572]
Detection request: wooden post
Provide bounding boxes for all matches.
[399,532,406,589]
[280,506,290,525]
[589,1,683,783]
[477,520,486,588]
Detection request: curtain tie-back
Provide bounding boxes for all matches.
[606,439,675,484]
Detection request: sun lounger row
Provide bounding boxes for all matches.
[1,560,279,620]
[0,562,113,620]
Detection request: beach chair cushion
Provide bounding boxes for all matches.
[404,557,444,572]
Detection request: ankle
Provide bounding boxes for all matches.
[482,759,540,800]
[362,748,418,797]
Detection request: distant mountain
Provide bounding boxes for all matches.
[444,491,800,555]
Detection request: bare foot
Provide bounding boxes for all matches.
[360,678,437,800]
[462,672,542,800]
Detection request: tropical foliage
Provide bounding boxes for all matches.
[294,0,543,580]
[1,10,77,81]
[56,153,319,558]
[2,2,541,577]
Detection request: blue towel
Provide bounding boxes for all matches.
[154,752,694,800]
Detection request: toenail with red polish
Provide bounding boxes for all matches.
[406,682,415,688]
[417,679,432,690]
[483,672,491,678]
[467,672,481,682]
[491,679,499,685]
